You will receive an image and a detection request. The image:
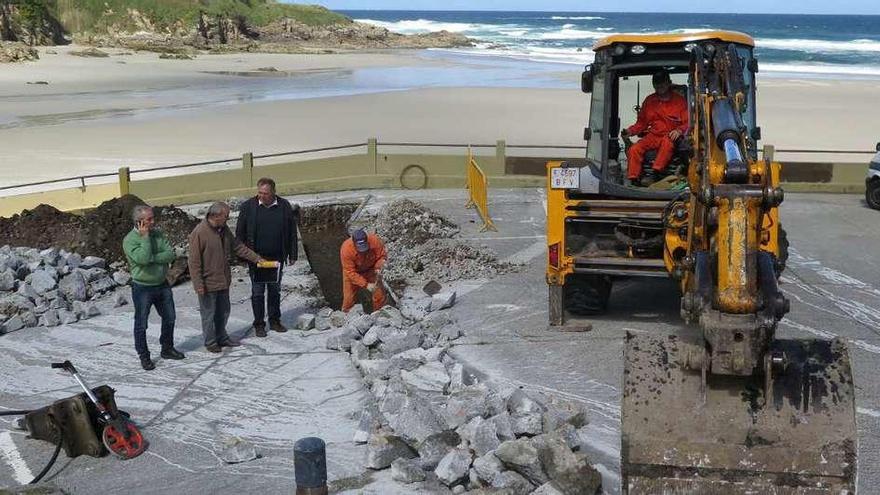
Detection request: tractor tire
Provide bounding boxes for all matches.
[867,179,880,210]
[776,227,789,277]
[565,275,612,315]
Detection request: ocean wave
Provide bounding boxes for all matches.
[762,62,880,76]
[757,37,880,53]
[354,18,500,34]
[535,27,612,40]
[432,45,595,65]
[550,16,605,20]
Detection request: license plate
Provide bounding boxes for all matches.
[551,167,580,189]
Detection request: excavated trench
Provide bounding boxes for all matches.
[298,203,356,310]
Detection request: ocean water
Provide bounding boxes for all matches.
[346,10,880,78]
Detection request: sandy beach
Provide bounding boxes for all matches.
[1,44,879,187]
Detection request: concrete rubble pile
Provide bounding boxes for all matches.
[367,199,517,288]
[307,291,601,494]
[0,245,132,334]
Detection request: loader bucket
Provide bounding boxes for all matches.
[621,333,857,494]
[299,203,357,310]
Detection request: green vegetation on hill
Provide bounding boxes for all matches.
[2,0,351,40]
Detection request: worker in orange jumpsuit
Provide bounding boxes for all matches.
[340,228,387,312]
[621,70,688,186]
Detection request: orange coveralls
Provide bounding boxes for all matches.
[340,233,387,312]
[626,91,689,180]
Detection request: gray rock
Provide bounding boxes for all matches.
[532,433,601,495]
[314,317,332,331]
[329,310,347,327]
[63,253,82,269]
[49,297,67,310]
[33,303,49,314]
[325,326,360,351]
[89,275,117,296]
[353,408,379,444]
[347,304,364,317]
[296,313,316,330]
[400,297,431,322]
[28,270,57,294]
[466,417,502,457]
[0,269,15,291]
[42,289,60,301]
[26,260,42,272]
[17,282,40,301]
[218,437,259,464]
[532,482,565,495]
[401,362,450,393]
[349,314,375,335]
[417,430,461,470]
[114,293,129,307]
[542,404,588,433]
[378,327,424,357]
[58,309,78,325]
[430,291,457,311]
[2,315,24,334]
[21,311,37,327]
[14,264,29,282]
[350,340,369,366]
[512,413,544,437]
[366,432,416,470]
[317,307,333,318]
[445,385,492,429]
[491,471,535,495]
[362,326,381,346]
[39,248,60,266]
[373,306,404,327]
[58,271,88,302]
[490,413,517,442]
[452,485,466,494]
[507,390,547,416]
[80,256,106,269]
[359,359,392,381]
[435,448,473,486]
[448,363,469,392]
[441,325,463,341]
[472,451,505,484]
[554,424,580,451]
[494,438,548,486]
[85,304,101,317]
[391,457,426,484]
[40,309,60,327]
[382,391,450,449]
[0,294,35,315]
[112,271,131,286]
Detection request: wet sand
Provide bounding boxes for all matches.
[1,44,878,187]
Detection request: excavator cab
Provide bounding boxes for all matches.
[547,32,857,493]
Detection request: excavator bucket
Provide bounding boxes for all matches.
[621,333,857,494]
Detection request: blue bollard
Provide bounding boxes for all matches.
[294,437,327,495]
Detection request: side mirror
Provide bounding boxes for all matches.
[748,57,759,73]
[581,64,594,93]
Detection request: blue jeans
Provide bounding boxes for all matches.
[131,282,176,359]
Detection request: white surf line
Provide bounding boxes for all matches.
[858,407,880,419]
[0,431,34,485]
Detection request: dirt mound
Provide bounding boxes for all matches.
[0,195,198,265]
[0,204,83,252]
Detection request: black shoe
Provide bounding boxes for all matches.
[160,348,185,360]
[205,343,222,353]
[219,339,242,347]
[269,320,288,333]
[254,322,267,338]
[140,356,155,371]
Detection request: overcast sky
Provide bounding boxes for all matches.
[290,1,880,15]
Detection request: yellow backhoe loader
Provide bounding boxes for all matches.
[546,31,857,493]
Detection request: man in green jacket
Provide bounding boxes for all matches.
[123,205,186,370]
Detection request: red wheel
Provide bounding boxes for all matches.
[102,420,147,459]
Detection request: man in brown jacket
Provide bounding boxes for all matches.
[188,202,263,352]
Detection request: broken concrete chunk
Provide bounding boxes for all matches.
[353,408,380,445]
[384,392,450,449]
[472,451,505,485]
[377,327,423,357]
[366,432,416,470]
[350,340,369,366]
[329,310,347,327]
[112,271,132,286]
[532,433,601,495]
[218,437,259,464]
[362,326,381,346]
[0,269,15,291]
[430,291,457,311]
[391,457,426,484]
[39,248,60,266]
[21,311,38,327]
[494,438,548,486]
[58,271,88,302]
[401,361,450,393]
[29,270,57,294]
[314,317,332,331]
[349,314,375,335]
[469,418,502,457]
[506,390,547,416]
[435,448,473,486]
[531,482,565,495]
[491,470,536,495]
[490,413,517,442]
[40,309,60,327]
[512,413,544,437]
[347,304,364,317]
[58,310,78,325]
[445,385,492,429]
[296,313,316,330]
[80,256,106,269]
[417,430,461,470]
[16,282,40,301]
[2,315,24,334]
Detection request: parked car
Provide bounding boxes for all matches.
[868,142,880,210]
